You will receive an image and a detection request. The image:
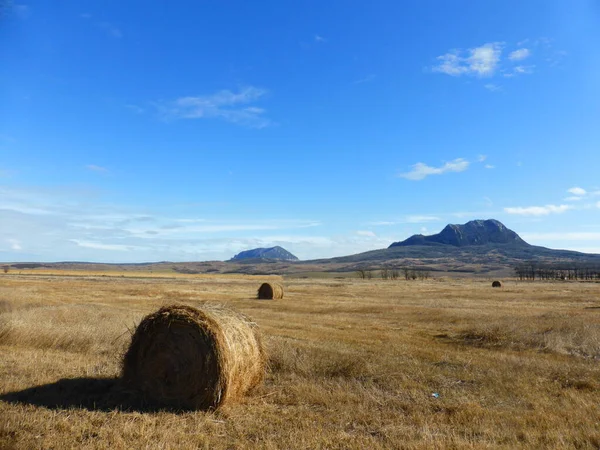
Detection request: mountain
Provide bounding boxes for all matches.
[389,219,528,248]
[302,219,600,276]
[229,246,299,262]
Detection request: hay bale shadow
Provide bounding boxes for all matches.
[0,377,199,413]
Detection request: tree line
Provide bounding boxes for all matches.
[514,263,600,281]
[356,267,431,280]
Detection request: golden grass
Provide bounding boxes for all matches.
[1,274,599,449]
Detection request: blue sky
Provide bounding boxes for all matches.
[1,0,599,262]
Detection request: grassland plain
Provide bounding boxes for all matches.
[0,272,599,449]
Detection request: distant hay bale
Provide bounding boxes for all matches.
[257,282,284,300]
[492,280,503,288]
[122,304,265,410]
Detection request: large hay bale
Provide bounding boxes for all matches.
[492,280,503,288]
[122,304,265,410]
[257,282,284,300]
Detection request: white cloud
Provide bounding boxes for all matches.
[564,196,583,202]
[504,204,572,216]
[71,240,137,251]
[399,158,470,181]
[356,230,376,237]
[159,87,271,128]
[7,239,22,251]
[484,164,495,169]
[477,155,487,162]
[509,48,531,61]
[567,187,587,196]
[314,34,326,43]
[433,42,503,77]
[484,84,501,92]
[597,201,600,209]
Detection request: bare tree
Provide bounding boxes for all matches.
[356,269,366,280]
[2,265,9,274]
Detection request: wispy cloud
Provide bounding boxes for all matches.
[356,230,376,237]
[484,83,501,92]
[508,48,531,61]
[125,104,145,114]
[99,22,122,38]
[86,164,108,174]
[0,168,14,178]
[432,42,503,77]
[405,215,440,223]
[70,240,136,251]
[484,164,495,169]
[477,155,487,162]
[367,215,440,226]
[504,204,572,216]
[12,3,29,18]
[158,87,271,128]
[432,40,558,87]
[521,232,600,241]
[352,74,376,85]
[0,185,330,261]
[399,158,470,181]
[314,34,327,43]
[367,221,397,226]
[79,13,123,39]
[503,64,536,77]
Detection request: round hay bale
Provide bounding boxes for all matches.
[122,304,265,410]
[257,282,284,300]
[492,280,503,288]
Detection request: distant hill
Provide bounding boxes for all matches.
[229,246,299,262]
[389,219,528,248]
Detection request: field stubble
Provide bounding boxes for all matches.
[0,273,599,449]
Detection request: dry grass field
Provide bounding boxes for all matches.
[1,272,599,449]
